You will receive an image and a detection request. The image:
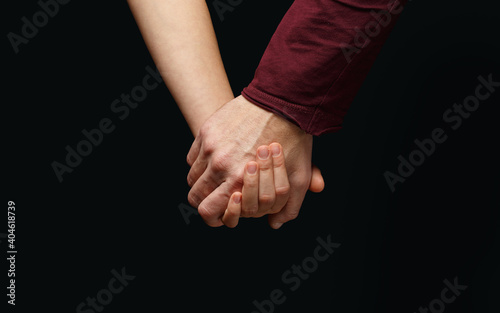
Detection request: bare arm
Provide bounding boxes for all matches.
[127,0,234,136]
[127,0,324,228]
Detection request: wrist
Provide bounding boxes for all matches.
[189,96,234,138]
[240,93,309,137]
[236,95,312,149]
[243,96,309,137]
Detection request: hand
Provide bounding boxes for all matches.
[222,143,325,228]
[186,95,316,229]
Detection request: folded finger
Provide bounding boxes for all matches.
[222,192,242,228]
[268,184,307,229]
[269,143,290,214]
[186,135,201,167]
[187,156,208,187]
[187,167,222,208]
[256,145,275,215]
[197,182,233,227]
[241,161,259,217]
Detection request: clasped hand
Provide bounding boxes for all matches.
[186,96,323,229]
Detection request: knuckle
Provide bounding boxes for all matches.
[198,205,217,221]
[229,173,244,190]
[259,194,275,206]
[294,181,310,196]
[242,205,258,217]
[258,162,272,171]
[203,140,215,155]
[275,185,290,197]
[244,179,258,189]
[211,152,230,172]
[269,207,283,214]
[197,123,210,139]
[187,191,201,208]
[199,130,216,155]
[272,157,285,168]
[187,173,195,187]
[283,211,299,221]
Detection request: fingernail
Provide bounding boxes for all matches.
[247,163,257,174]
[258,147,269,160]
[233,194,241,204]
[272,223,283,229]
[270,144,281,157]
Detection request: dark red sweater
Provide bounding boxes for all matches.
[242,0,406,136]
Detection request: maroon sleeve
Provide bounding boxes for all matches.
[241,0,406,136]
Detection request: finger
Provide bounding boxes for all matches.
[187,167,222,208]
[186,135,207,187]
[256,145,276,215]
[267,183,308,229]
[187,156,208,187]
[186,135,201,167]
[197,181,233,227]
[241,161,259,217]
[269,143,290,214]
[222,192,242,228]
[309,164,325,193]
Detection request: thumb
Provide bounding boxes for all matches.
[308,164,324,193]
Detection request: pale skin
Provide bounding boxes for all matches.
[127,0,234,136]
[222,143,325,228]
[127,0,324,228]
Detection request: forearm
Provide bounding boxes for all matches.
[242,0,406,136]
[127,0,234,136]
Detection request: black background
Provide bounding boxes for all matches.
[3,0,499,312]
